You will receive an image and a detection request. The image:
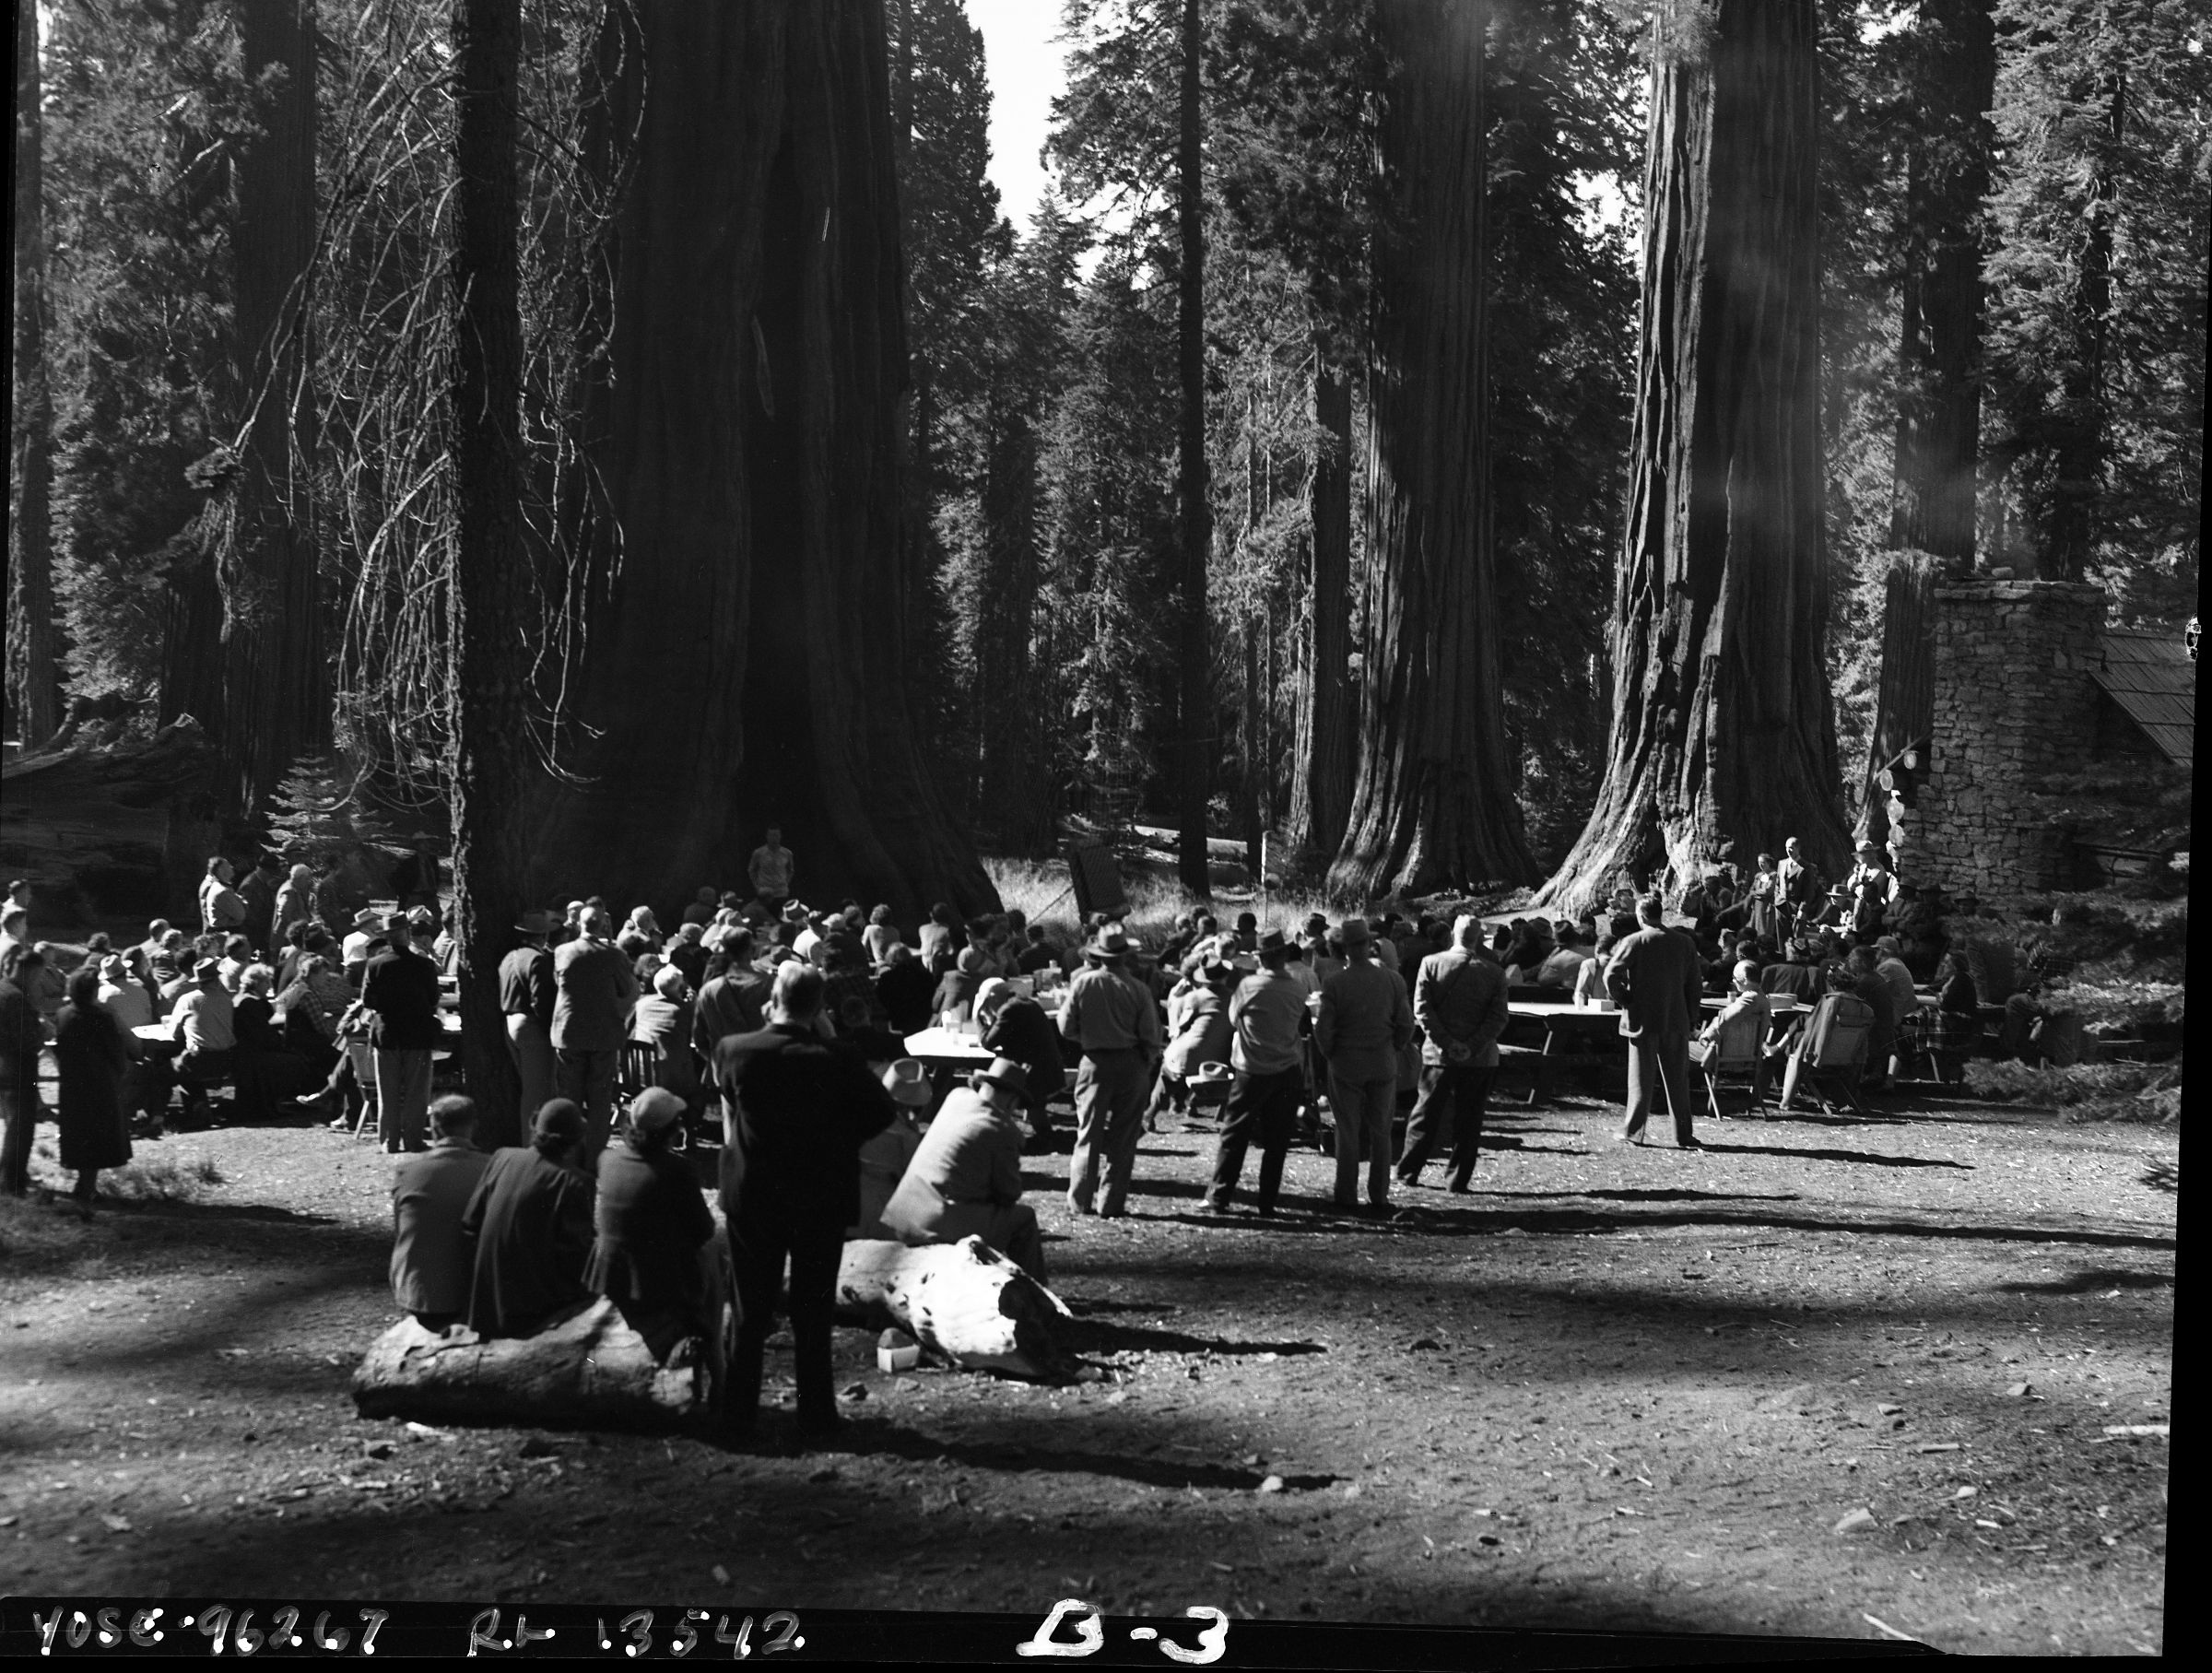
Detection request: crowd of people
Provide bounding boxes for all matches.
[0,823,2047,1439]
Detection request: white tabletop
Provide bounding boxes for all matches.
[902,1026,994,1063]
[131,1023,175,1043]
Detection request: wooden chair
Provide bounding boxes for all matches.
[1776,994,1874,1114]
[617,1040,659,1104]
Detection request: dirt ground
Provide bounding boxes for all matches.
[0,1086,2172,1655]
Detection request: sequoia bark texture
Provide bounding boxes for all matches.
[537,0,994,924]
[1329,0,1534,901]
[218,0,321,819]
[1538,0,1848,913]
[1173,0,1213,898]
[1860,550,1939,848]
[446,0,532,1147]
[1288,358,1356,873]
[9,0,61,748]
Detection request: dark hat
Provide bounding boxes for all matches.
[1337,917,1372,948]
[194,958,223,981]
[533,1099,585,1144]
[1256,926,1289,955]
[514,908,554,936]
[1199,959,1237,984]
[1087,927,1134,959]
[973,1057,1031,1100]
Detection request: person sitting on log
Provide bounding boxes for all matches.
[391,1094,494,1332]
[712,961,896,1440]
[881,1058,1048,1281]
[585,1089,714,1365]
[459,1099,597,1339]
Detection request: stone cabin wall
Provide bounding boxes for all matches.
[1903,580,2108,899]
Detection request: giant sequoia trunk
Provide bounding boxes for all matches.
[1865,0,1993,840]
[1287,356,1355,872]
[216,0,321,819]
[2041,71,2122,583]
[531,1,994,924]
[9,0,61,748]
[1538,0,1848,913]
[1172,0,1213,898]
[445,0,533,1149]
[1888,0,1994,564]
[1329,0,1534,901]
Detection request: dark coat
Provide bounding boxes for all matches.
[460,1145,596,1337]
[585,1140,714,1320]
[980,996,1067,1102]
[1603,925,1704,1043]
[53,1002,132,1172]
[361,946,443,1051]
[391,1140,494,1317]
[711,1022,895,1230]
[875,959,936,1035]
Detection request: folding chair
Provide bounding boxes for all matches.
[1776,994,1874,1114]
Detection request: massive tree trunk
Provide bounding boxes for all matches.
[972,380,1047,851]
[1888,0,1994,563]
[1866,0,1993,842]
[2041,69,2122,583]
[446,0,532,1149]
[9,0,61,748]
[535,1,994,925]
[1329,0,1533,902]
[1288,356,1355,871]
[1173,0,1213,899]
[1539,0,1847,913]
[217,0,321,820]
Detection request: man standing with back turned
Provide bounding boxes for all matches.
[1604,893,1705,1149]
[713,962,894,1440]
[1397,914,1511,1193]
[1057,926,1162,1218]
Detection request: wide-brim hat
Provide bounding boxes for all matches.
[973,1056,1031,1100]
[352,908,380,929]
[514,908,554,936]
[782,900,809,921]
[1856,840,1882,854]
[1199,959,1237,984]
[882,1057,932,1106]
[1257,926,1290,954]
[1087,928,1133,959]
[1190,1061,1233,1085]
[1336,918,1371,948]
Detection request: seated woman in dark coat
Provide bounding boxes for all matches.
[230,964,318,1120]
[460,1100,597,1337]
[874,942,936,1036]
[53,969,132,1215]
[585,1089,715,1363]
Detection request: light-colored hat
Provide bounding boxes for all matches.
[882,1058,932,1107]
[627,1088,686,1137]
[352,908,380,929]
[1087,927,1134,959]
[1190,1061,1234,1085]
[973,976,1011,1019]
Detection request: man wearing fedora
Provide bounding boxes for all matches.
[500,910,559,1130]
[1206,928,1311,1217]
[881,1056,1047,1279]
[853,1060,930,1237]
[976,977,1068,1154]
[1057,926,1162,1217]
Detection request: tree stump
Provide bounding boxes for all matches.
[350,1302,700,1431]
[834,1236,1072,1380]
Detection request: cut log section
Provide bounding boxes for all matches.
[835,1236,1072,1380]
[351,1301,700,1431]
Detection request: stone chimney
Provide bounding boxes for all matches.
[1904,579,2107,899]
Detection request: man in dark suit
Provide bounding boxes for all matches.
[361,913,443,1153]
[1604,893,1706,1149]
[587,1089,715,1362]
[389,1095,494,1329]
[499,911,559,1136]
[460,1099,596,1337]
[712,962,895,1440]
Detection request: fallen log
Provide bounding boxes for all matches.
[350,1302,701,1431]
[834,1236,1072,1380]
[1,718,219,921]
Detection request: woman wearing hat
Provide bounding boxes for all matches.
[880,1058,1047,1280]
[586,1089,715,1363]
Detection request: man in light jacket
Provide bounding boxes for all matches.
[880,1058,1044,1278]
[1397,915,1512,1193]
[390,1095,493,1329]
